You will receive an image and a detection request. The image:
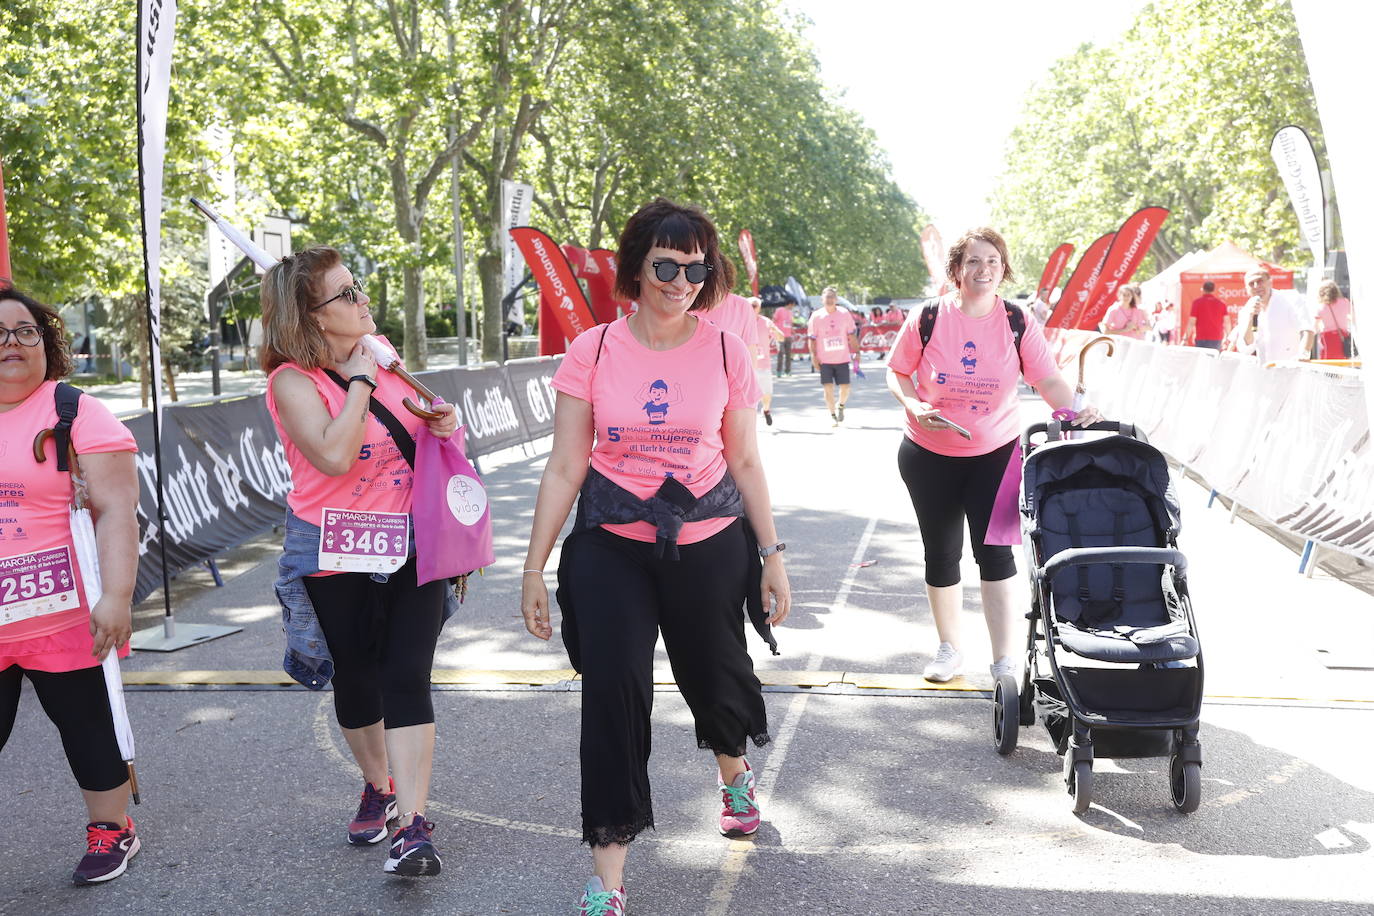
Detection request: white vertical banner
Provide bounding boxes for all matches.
[1269,125,1326,268]
[501,179,534,297]
[137,0,178,401]
[1291,1,1373,432]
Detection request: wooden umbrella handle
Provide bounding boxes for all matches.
[1076,335,1116,391]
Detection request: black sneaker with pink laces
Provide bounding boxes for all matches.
[72,816,140,885]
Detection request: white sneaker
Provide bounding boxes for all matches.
[923,643,964,682]
[989,655,1018,680]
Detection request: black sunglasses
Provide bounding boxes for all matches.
[311,278,365,311]
[648,259,712,285]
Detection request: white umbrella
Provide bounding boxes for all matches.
[33,432,140,803]
[1068,336,1115,440]
[189,198,442,420]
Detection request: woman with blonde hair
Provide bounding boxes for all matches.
[261,247,458,877]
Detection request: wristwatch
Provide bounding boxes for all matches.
[348,374,377,391]
[758,542,786,558]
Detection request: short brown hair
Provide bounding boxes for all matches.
[1117,283,1142,307]
[0,285,73,380]
[614,198,735,311]
[259,246,343,372]
[1317,279,1342,305]
[945,227,1016,287]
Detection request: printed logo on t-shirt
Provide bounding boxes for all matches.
[639,378,683,425]
[961,341,978,375]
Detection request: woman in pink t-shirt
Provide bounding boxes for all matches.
[1101,284,1150,339]
[261,247,458,877]
[520,198,790,913]
[752,296,784,425]
[885,228,1100,687]
[0,287,141,884]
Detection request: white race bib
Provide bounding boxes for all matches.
[318,509,409,574]
[0,546,81,626]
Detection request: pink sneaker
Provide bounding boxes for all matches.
[578,876,627,915]
[718,761,760,838]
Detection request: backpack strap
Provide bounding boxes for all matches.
[917,302,939,349]
[52,381,83,473]
[919,299,1025,372]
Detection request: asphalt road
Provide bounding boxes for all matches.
[5,356,1373,915]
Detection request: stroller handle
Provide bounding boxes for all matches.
[1022,420,1138,451]
[1041,546,1187,581]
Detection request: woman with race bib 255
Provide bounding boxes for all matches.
[262,248,458,878]
[885,228,1099,685]
[0,287,141,885]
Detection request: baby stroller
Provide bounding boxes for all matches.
[992,420,1204,814]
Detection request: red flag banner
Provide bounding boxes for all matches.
[0,160,11,284]
[1075,206,1170,330]
[1046,232,1114,330]
[510,227,598,349]
[737,229,759,296]
[1037,242,1074,298]
[562,243,625,324]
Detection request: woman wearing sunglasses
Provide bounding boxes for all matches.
[520,198,791,914]
[0,287,141,884]
[260,247,458,878]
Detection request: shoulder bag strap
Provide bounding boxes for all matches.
[53,381,83,472]
[324,370,417,469]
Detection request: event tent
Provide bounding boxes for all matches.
[1178,241,1294,343]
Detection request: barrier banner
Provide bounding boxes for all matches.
[502,357,561,441]
[1037,242,1074,297]
[1082,337,1374,562]
[738,229,759,296]
[510,227,597,351]
[1269,126,1325,267]
[1076,206,1170,331]
[1046,232,1114,330]
[0,160,11,283]
[858,322,903,353]
[421,365,528,457]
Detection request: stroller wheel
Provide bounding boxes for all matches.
[993,674,1019,755]
[1170,755,1202,813]
[1069,761,1093,813]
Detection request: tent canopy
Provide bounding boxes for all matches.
[1176,241,1295,342]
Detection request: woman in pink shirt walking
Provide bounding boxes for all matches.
[885,228,1099,685]
[0,287,141,885]
[520,198,790,915]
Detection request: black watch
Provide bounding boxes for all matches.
[348,374,377,392]
[758,542,786,558]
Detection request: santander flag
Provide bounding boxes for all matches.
[510,227,597,350]
[737,229,759,296]
[1046,232,1114,330]
[1037,242,1074,298]
[1075,206,1170,330]
[562,243,625,323]
[920,225,946,293]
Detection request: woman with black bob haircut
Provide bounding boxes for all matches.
[521,198,791,914]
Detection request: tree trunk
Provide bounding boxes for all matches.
[403,254,427,369]
[479,249,503,363]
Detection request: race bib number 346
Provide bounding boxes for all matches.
[0,546,81,626]
[318,509,409,574]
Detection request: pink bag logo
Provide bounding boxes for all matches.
[446,474,488,526]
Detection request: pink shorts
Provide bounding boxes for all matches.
[0,620,131,673]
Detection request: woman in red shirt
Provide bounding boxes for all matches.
[520,198,790,914]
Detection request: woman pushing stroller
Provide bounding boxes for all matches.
[885,227,1100,683]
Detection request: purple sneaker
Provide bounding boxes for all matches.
[72,816,140,885]
[578,876,627,915]
[348,778,398,845]
[384,813,441,877]
[718,761,760,838]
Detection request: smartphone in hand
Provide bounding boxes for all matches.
[931,414,973,440]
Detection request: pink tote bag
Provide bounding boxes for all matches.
[413,424,495,585]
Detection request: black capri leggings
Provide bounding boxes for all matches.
[0,663,128,792]
[898,436,1018,587]
[560,519,770,848]
[302,557,445,730]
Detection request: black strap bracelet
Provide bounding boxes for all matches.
[347,374,377,391]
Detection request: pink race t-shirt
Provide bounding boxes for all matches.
[772,306,794,338]
[753,314,774,369]
[887,297,1058,457]
[551,316,761,544]
[705,293,759,354]
[0,381,137,647]
[808,307,857,364]
[265,337,423,530]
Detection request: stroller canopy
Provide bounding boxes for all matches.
[1023,435,1181,536]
